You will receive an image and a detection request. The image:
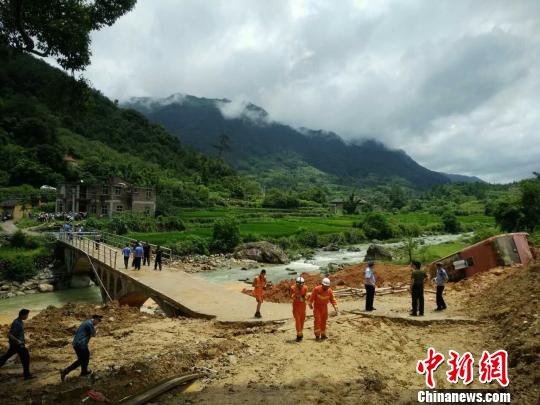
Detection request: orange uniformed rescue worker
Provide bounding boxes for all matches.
[252,269,267,318]
[290,276,309,342]
[308,277,338,340]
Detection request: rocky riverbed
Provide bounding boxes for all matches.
[0,266,62,299]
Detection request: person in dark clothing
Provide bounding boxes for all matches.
[364,261,376,311]
[154,246,163,271]
[143,243,151,266]
[60,314,102,380]
[0,309,33,380]
[434,262,449,311]
[410,261,427,316]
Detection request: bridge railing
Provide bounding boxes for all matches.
[50,229,173,264]
[56,232,118,270]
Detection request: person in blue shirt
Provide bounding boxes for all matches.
[60,314,102,381]
[434,262,449,311]
[122,243,132,270]
[0,309,33,380]
[134,243,144,270]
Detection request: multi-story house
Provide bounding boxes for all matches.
[56,177,156,218]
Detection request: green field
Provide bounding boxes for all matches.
[129,208,494,246]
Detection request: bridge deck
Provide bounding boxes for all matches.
[126,266,293,322]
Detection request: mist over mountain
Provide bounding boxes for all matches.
[124,94,480,189]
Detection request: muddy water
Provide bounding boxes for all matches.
[199,233,469,285]
[0,287,102,324]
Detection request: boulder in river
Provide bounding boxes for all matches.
[38,283,54,293]
[322,243,340,252]
[233,241,290,264]
[364,244,392,262]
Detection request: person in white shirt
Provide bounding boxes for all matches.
[434,262,449,311]
[364,261,376,311]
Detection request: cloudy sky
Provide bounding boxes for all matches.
[83,0,540,183]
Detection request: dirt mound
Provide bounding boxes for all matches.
[463,263,540,404]
[247,263,412,303]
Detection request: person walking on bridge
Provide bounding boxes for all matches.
[143,242,151,266]
[252,269,267,318]
[410,261,427,317]
[0,309,33,380]
[434,262,449,311]
[308,278,338,340]
[122,243,132,270]
[364,261,376,311]
[134,242,143,270]
[291,276,308,342]
[60,314,102,381]
[154,246,163,271]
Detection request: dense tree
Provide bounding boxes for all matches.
[342,192,358,214]
[211,217,241,253]
[362,212,394,240]
[442,212,461,233]
[494,174,540,232]
[0,0,136,70]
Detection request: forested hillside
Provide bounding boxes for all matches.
[125,94,472,189]
[0,46,244,211]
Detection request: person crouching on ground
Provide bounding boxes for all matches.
[364,260,376,311]
[410,261,427,317]
[60,314,103,381]
[308,278,338,340]
[434,262,449,311]
[0,309,33,380]
[291,276,308,342]
[253,269,267,318]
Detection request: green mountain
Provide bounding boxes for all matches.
[0,47,238,210]
[124,94,462,189]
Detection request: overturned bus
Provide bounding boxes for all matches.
[430,233,533,280]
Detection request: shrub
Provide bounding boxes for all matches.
[362,212,394,240]
[9,231,38,249]
[470,226,499,244]
[156,216,185,232]
[210,217,241,253]
[295,228,319,248]
[442,212,461,233]
[172,236,209,256]
[0,255,37,282]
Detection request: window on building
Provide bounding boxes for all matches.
[90,205,96,214]
[116,205,123,212]
[146,190,152,200]
[102,184,109,195]
[114,186,122,195]
[101,206,108,215]
[144,206,151,215]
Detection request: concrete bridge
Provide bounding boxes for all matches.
[55,232,293,321]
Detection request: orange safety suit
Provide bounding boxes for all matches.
[253,274,266,303]
[290,284,308,337]
[308,285,337,337]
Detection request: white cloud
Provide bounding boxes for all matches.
[81,0,540,183]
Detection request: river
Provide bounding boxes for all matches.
[199,233,469,285]
[0,287,102,324]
